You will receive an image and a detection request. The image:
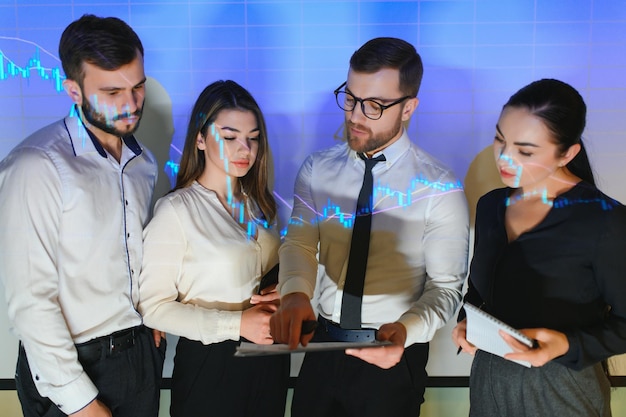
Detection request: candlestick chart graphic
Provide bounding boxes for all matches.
[0,47,64,92]
[0,37,70,165]
[0,37,467,234]
[0,36,184,187]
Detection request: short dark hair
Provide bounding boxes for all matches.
[349,37,423,97]
[59,14,144,84]
[504,78,595,185]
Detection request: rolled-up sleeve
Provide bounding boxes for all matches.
[278,155,320,298]
[399,183,470,345]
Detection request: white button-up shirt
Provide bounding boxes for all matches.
[0,107,157,414]
[278,130,469,345]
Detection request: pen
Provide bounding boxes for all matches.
[531,339,540,349]
[456,346,462,355]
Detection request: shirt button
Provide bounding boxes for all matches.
[35,374,39,381]
[127,233,130,238]
[125,200,129,206]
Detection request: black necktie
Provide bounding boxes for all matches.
[340,153,386,329]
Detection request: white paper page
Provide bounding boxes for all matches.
[464,303,535,368]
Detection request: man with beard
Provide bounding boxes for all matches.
[0,15,164,417]
[270,37,469,416]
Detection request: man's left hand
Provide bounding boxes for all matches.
[345,322,407,369]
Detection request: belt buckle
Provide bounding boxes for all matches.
[321,317,377,343]
[341,327,376,343]
[108,328,136,354]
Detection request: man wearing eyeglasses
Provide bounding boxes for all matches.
[270,37,469,416]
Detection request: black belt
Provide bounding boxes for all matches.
[75,326,142,360]
[317,315,376,343]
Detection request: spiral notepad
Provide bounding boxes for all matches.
[463,303,535,367]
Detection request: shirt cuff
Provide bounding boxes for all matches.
[46,371,98,415]
[397,314,428,346]
[553,332,582,369]
[206,310,242,343]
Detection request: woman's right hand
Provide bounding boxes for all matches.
[241,303,277,345]
[452,318,477,355]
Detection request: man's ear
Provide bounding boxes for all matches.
[401,97,419,122]
[62,79,82,105]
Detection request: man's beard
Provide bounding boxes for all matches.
[346,113,403,154]
[81,97,142,137]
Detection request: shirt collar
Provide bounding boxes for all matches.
[349,128,411,167]
[65,105,143,159]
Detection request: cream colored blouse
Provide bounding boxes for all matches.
[138,181,279,344]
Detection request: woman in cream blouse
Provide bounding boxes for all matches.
[138,80,288,417]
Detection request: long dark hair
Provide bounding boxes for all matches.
[504,78,595,185]
[174,80,277,223]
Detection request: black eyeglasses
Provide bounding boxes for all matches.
[333,81,412,120]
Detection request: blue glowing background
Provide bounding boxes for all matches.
[1,0,626,379]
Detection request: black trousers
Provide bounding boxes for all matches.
[170,337,290,417]
[15,326,165,417]
[291,338,428,417]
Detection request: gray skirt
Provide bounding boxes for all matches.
[469,350,611,417]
